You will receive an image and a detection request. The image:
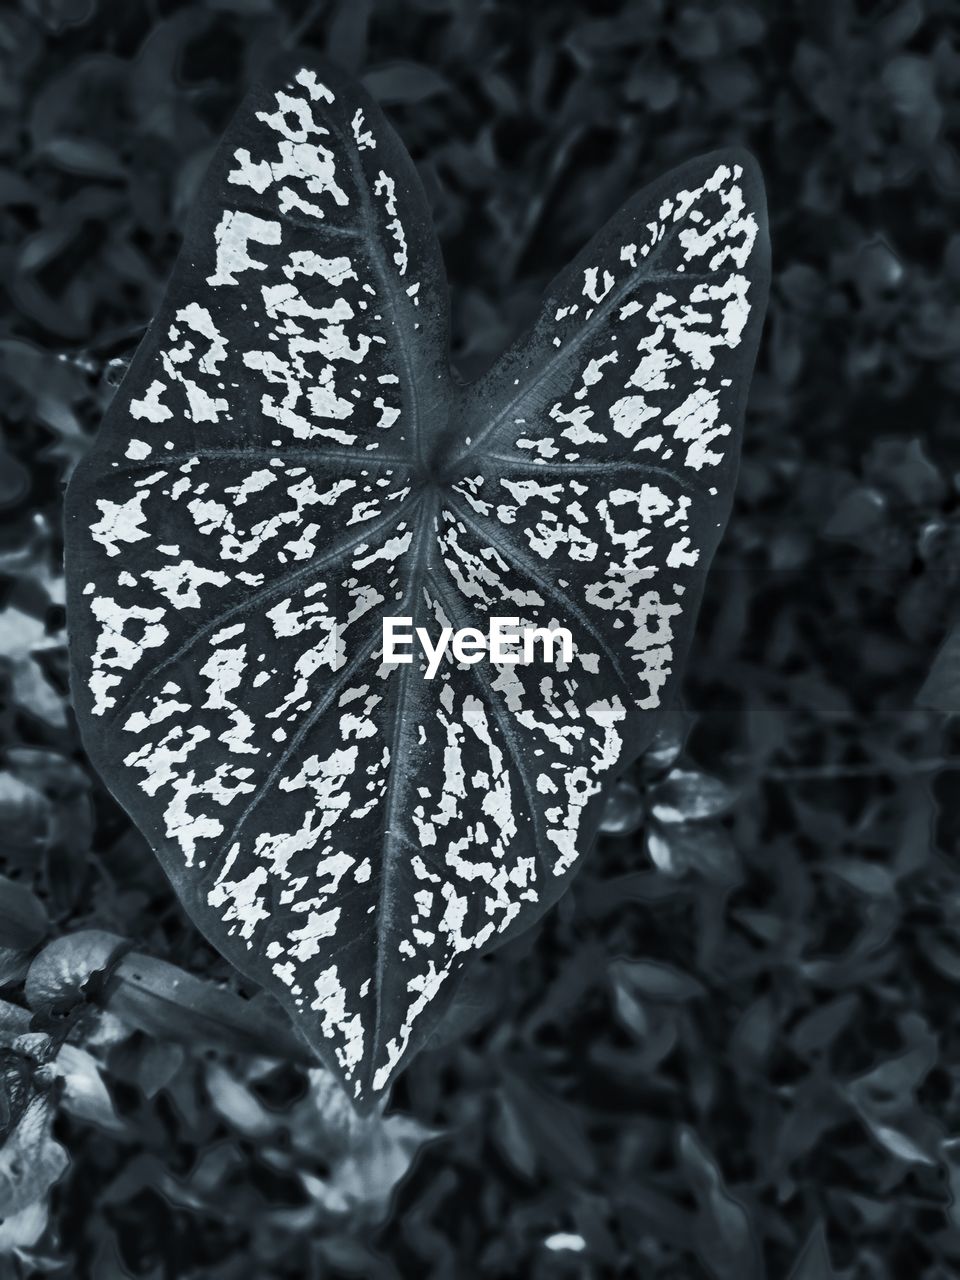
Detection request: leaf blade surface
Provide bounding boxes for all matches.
[65,55,769,1102]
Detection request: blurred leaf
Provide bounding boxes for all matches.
[0,775,52,870]
[102,952,315,1063]
[865,438,945,506]
[917,623,960,713]
[825,858,896,898]
[492,1089,537,1180]
[650,770,737,824]
[790,995,858,1056]
[205,1062,276,1139]
[598,778,644,836]
[639,706,693,776]
[580,869,684,917]
[362,62,451,104]
[867,1124,935,1164]
[19,0,96,33]
[325,0,372,70]
[845,1038,941,1167]
[495,1072,595,1182]
[0,1097,67,1223]
[55,1044,122,1133]
[135,1041,184,1099]
[307,1110,432,1220]
[646,821,742,884]
[297,1068,435,1221]
[822,487,888,540]
[0,876,48,953]
[0,607,67,730]
[787,1221,838,1279]
[0,1198,51,1253]
[610,957,705,1003]
[425,959,501,1049]
[25,931,126,1014]
[678,1127,761,1280]
[729,995,777,1070]
[37,137,125,179]
[0,1002,32,1044]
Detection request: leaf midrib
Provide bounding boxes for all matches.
[368,489,437,1086]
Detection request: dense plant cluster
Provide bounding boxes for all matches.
[0,1,958,1276]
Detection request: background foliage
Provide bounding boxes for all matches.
[0,0,958,1275]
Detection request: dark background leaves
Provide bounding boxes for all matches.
[0,0,958,1276]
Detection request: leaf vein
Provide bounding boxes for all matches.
[109,491,419,722]
[445,494,638,704]
[426,570,551,882]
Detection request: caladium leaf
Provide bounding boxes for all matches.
[64,54,769,1105]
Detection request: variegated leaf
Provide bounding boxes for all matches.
[64,55,769,1104]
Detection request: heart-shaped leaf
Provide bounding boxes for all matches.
[64,55,769,1104]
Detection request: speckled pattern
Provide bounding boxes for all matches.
[64,57,768,1101]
